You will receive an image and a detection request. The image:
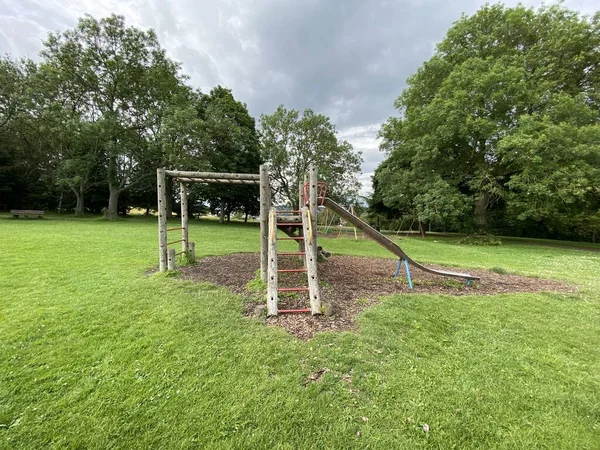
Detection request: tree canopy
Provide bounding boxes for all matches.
[0,15,264,220]
[259,106,362,209]
[40,14,190,219]
[372,4,600,240]
[195,86,262,222]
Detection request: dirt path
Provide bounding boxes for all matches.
[180,253,575,339]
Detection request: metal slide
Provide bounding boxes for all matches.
[322,198,480,281]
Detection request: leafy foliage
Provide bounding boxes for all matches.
[40,14,189,219]
[260,106,362,209]
[195,87,262,222]
[0,16,265,221]
[457,233,503,246]
[373,4,600,240]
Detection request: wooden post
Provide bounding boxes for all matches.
[189,242,196,262]
[157,168,168,272]
[267,207,278,316]
[167,248,176,271]
[309,165,318,256]
[180,182,189,253]
[297,179,306,255]
[302,206,321,315]
[259,165,270,283]
[351,205,358,240]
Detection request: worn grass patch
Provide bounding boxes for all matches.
[1,214,599,449]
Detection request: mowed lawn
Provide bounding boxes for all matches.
[1,214,599,449]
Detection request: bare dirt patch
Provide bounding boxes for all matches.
[179,253,575,339]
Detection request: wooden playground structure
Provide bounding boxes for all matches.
[157,164,480,317]
[156,165,323,316]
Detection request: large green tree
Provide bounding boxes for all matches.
[0,57,30,209]
[259,106,362,209]
[0,57,60,210]
[197,86,262,222]
[41,14,189,219]
[374,4,600,238]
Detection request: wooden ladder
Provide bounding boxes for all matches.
[267,207,321,316]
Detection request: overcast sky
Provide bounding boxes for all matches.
[1,0,597,194]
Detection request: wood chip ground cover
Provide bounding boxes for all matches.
[179,253,575,339]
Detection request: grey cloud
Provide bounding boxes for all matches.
[172,45,220,90]
[244,0,480,126]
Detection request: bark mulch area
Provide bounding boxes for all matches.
[179,253,575,340]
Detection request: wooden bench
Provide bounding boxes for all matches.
[10,209,45,218]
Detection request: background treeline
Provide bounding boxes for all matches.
[0,15,262,221]
[370,4,600,242]
[0,14,361,221]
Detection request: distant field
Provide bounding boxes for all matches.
[1,213,599,449]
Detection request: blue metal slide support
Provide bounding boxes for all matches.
[394,258,413,289]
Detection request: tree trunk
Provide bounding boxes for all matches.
[58,192,64,215]
[244,211,249,223]
[75,189,84,217]
[418,221,426,238]
[107,183,120,220]
[72,186,84,217]
[227,208,231,223]
[219,199,225,224]
[107,155,120,220]
[473,193,489,231]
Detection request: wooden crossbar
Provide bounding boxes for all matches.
[167,239,184,246]
[165,170,260,180]
[277,287,310,292]
[167,227,185,231]
[174,177,259,185]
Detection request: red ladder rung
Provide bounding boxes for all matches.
[277,268,307,273]
[279,309,311,314]
[277,287,310,292]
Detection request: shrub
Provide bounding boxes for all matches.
[457,233,502,246]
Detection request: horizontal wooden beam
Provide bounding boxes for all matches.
[165,170,260,180]
[174,177,259,185]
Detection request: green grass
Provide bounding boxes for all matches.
[1,213,599,449]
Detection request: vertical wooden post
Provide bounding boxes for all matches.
[180,182,189,253]
[259,165,270,283]
[157,168,168,272]
[298,179,306,255]
[350,205,358,240]
[309,165,318,256]
[189,242,196,262]
[267,208,278,316]
[167,248,176,271]
[302,206,321,315]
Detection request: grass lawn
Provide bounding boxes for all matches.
[1,214,599,449]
